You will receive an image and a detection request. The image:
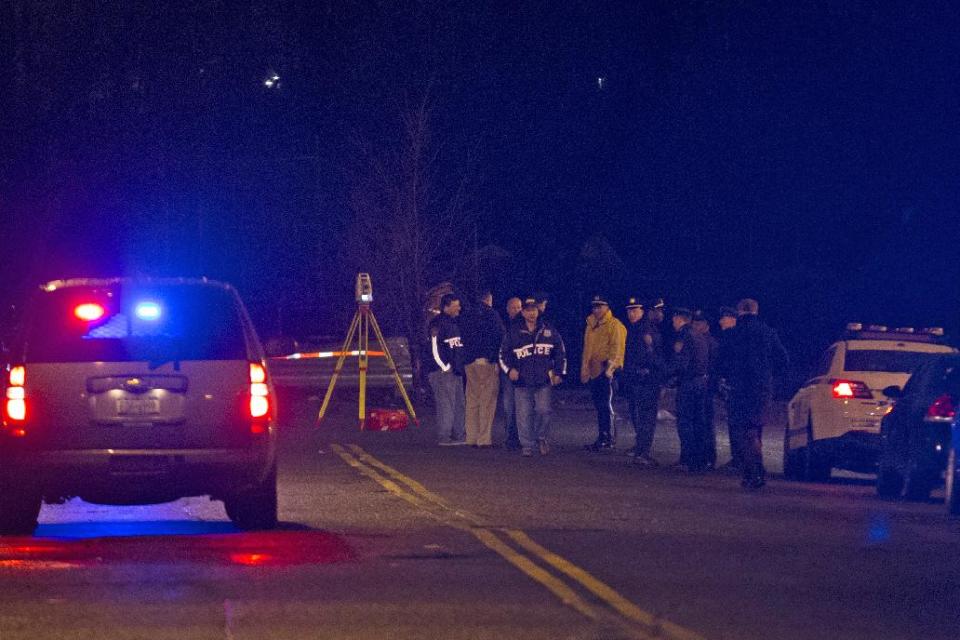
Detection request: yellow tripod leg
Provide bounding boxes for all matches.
[316,310,360,425]
[369,310,419,426]
[358,310,369,429]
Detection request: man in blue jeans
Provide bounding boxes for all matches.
[500,297,566,457]
[427,293,467,445]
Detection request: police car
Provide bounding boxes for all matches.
[0,278,278,534]
[784,323,956,481]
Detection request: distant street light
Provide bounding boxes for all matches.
[264,73,281,89]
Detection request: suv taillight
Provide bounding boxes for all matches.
[5,365,27,435]
[830,379,873,399]
[925,393,956,422]
[249,362,270,428]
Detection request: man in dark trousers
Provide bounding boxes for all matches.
[427,293,467,446]
[500,297,566,457]
[691,309,719,469]
[669,307,713,471]
[622,297,665,466]
[716,298,789,489]
[580,295,626,451]
[500,296,523,449]
[715,306,742,471]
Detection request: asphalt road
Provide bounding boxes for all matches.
[1,388,958,640]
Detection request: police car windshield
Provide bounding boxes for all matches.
[843,350,937,374]
[22,284,247,363]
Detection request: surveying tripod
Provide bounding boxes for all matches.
[316,273,419,429]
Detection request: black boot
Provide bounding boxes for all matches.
[584,436,613,452]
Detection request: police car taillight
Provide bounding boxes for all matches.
[249,362,270,424]
[831,379,873,399]
[925,394,956,422]
[5,365,27,434]
[74,303,106,322]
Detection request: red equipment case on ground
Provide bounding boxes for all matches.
[366,409,410,431]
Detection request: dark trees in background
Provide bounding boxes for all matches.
[341,89,478,388]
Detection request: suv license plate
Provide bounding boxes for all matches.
[116,397,161,416]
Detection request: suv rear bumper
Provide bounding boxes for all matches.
[10,448,274,505]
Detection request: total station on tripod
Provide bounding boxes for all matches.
[317,272,419,428]
[355,273,373,304]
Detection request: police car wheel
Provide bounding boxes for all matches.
[782,441,804,481]
[802,420,832,482]
[876,464,904,499]
[0,476,41,535]
[904,469,935,502]
[225,464,279,531]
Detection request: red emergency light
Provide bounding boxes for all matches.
[74,303,106,322]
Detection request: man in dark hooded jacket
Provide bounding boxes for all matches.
[716,298,789,489]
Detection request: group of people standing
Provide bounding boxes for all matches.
[425,291,566,458]
[425,289,788,490]
[581,295,789,489]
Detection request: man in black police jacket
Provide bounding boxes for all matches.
[500,297,566,457]
[716,298,789,489]
[622,297,665,466]
[427,293,467,446]
[669,307,713,471]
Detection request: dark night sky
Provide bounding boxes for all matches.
[2,1,960,368]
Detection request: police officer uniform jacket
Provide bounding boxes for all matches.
[623,319,665,386]
[500,319,567,388]
[428,314,465,375]
[670,324,712,381]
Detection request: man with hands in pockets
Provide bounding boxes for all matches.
[500,297,567,457]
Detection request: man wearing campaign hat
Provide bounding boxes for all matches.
[622,297,665,465]
[668,306,713,470]
[500,296,566,457]
[715,306,741,471]
[581,294,627,451]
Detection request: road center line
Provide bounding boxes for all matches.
[504,529,705,640]
[330,445,604,624]
[333,443,706,640]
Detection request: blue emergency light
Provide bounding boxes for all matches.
[134,301,162,321]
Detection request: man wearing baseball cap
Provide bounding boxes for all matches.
[669,306,713,471]
[500,297,566,457]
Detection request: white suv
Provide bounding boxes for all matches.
[0,278,278,534]
[785,324,955,481]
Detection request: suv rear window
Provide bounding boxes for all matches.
[843,349,937,374]
[22,284,248,363]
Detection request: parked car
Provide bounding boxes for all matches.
[785,324,955,481]
[0,278,278,534]
[265,335,413,392]
[946,419,960,514]
[877,353,960,501]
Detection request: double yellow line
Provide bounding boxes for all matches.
[331,443,705,640]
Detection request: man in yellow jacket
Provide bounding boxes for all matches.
[581,295,627,450]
